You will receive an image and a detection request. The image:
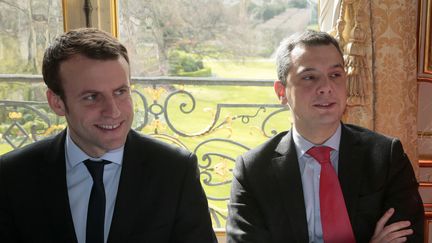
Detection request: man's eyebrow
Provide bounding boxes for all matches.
[332,63,345,69]
[297,67,317,74]
[77,85,130,96]
[115,84,130,90]
[296,63,344,75]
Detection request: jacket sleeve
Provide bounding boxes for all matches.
[226,155,273,243]
[384,139,424,242]
[169,153,217,243]
[0,156,19,243]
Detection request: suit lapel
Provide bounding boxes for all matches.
[108,131,151,241]
[271,132,309,242]
[38,131,77,242]
[268,125,364,240]
[338,125,365,226]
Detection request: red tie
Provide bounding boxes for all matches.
[307,146,356,243]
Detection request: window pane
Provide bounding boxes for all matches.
[117,0,314,229]
[118,0,318,78]
[0,1,64,155]
[0,0,63,74]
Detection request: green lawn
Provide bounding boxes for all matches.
[0,143,12,155]
[204,58,277,80]
[134,80,290,228]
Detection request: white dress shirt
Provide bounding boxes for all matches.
[65,130,123,243]
[292,124,342,243]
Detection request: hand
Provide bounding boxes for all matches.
[370,208,413,243]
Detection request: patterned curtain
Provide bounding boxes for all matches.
[321,0,419,173]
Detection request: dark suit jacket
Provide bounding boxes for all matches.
[227,124,424,243]
[0,129,216,243]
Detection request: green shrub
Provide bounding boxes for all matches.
[168,50,211,76]
[22,120,48,132]
[249,2,287,21]
[262,4,286,21]
[178,67,212,77]
[0,124,9,134]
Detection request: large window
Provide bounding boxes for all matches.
[0,0,317,229]
[116,0,317,228]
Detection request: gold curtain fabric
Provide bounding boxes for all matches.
[334,0,418,173]
[371,0,418,172]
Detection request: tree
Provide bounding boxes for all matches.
[119,0,259,76]
[0,0,62,74]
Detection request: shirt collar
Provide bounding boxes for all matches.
[292,123,342,158]
[65,129,124,169]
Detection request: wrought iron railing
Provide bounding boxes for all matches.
[0,74,291,228]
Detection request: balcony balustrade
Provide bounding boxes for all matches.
[0,74,291,229]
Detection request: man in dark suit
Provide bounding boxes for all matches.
[226,30,424,242]
[0,28,216,243]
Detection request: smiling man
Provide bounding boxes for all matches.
[0,28,216,243]
[226,30,424,243]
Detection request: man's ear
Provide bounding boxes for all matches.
[274,80,288,105]
[46,89,66,116]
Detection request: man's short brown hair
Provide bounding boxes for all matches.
[42,28,129,99]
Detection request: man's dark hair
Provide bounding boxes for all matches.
[276,29,344,85]
[42,28,129,99]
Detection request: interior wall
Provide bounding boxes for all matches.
[370,0,419,172]
[418,81,432,158]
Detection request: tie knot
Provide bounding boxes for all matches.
[306,146,332,165]
[84,159,111,182]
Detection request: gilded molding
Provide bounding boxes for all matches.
[61,0,118,37]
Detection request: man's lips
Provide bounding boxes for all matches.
[313,102,336,108]
[95,122,122,130]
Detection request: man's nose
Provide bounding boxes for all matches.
[102,97,121,118]
[317,77,333,94]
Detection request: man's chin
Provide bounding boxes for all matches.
[99,137,128,151]
[315,119,341,128]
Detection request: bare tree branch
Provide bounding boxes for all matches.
[0,0,26,13]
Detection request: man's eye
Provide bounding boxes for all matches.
[330,73,342,78]
[303,75,315,80]
[83,94,97,101]
[115,88,130,96]
[115,89,125,95]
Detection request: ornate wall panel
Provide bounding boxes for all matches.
[418,0,432,81]
[371,0,418,171]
